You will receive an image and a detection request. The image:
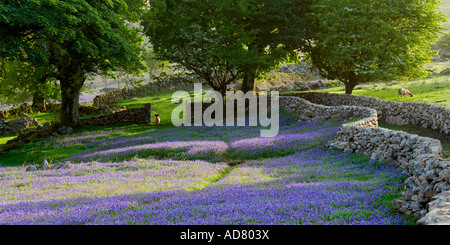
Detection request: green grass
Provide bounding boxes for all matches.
[0,89,191,148]
[113,89,210,127]
[0,123,158,166]
[288,65,450,108]
[113,91,179,127]
[0,134,16,145]
[0,88,216,166]
[0,89,183,166]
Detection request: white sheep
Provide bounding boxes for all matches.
[398,88,414,98]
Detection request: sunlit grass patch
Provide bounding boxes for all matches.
[0,134,16,145]
[0,158,228,203]
[297,72,450,107]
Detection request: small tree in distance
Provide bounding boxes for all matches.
[303,0,446,94]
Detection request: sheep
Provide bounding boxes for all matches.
[398,88,414,98]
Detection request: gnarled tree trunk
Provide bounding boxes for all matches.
[59,78,84,127]
[344,82,357,94]
[343,74,360,94]
[32,90,46,112]
[241,65,259,93]
[58,63,85,127]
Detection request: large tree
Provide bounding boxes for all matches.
[0,0,147,126]
[143,0,312,95]
[303,0,446,94]
[238,0,313,93]
[143,0,241,96]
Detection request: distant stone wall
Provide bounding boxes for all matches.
[280,96,378,127]
[80,104,151,126]
[284,92,450,135]
[0,103,33,120]
[93,78,195,107]
[280,95,449,223]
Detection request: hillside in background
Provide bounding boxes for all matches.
[442,0,450,29]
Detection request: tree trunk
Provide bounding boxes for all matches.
[31,76,49,112]
[59,77,85,127]
[242,65,259,93]
[344,80,358,94]
[32,91,46,112]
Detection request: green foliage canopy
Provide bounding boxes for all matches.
[0,0,148,125]
[0,59,60,110]
[143,0,312,95]
[304,0,446,94]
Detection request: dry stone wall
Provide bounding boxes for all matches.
[93,78,195,107]
[80,104,152,126]
[330,123,449,218]
[284,92,450,135]
[280,95,450,223]
[417,190,450,225]
[280,96,378,127]
[0,103,33,120]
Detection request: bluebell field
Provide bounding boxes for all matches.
[0,115,411,225]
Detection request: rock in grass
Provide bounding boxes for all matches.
[52,161,71,170]
[57,126,73,135]
[25,166,38,172]
[42,159,50,170]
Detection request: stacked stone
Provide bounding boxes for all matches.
[80,104,151,126]
[0,103,34,120]
[97,105,126,115]
[418,190,450,225]
[294,80,332,91]
[263,80,332,92]
[330,123,449,217]
[0,113,41,134]
[92,78,196,107]
[280,95,449,223]
[93,90,128,107]
[0,118,9,135]
[25,160,71,172]
[279,96,376,124]
[284,92,450,135]
[278,62,322,80]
